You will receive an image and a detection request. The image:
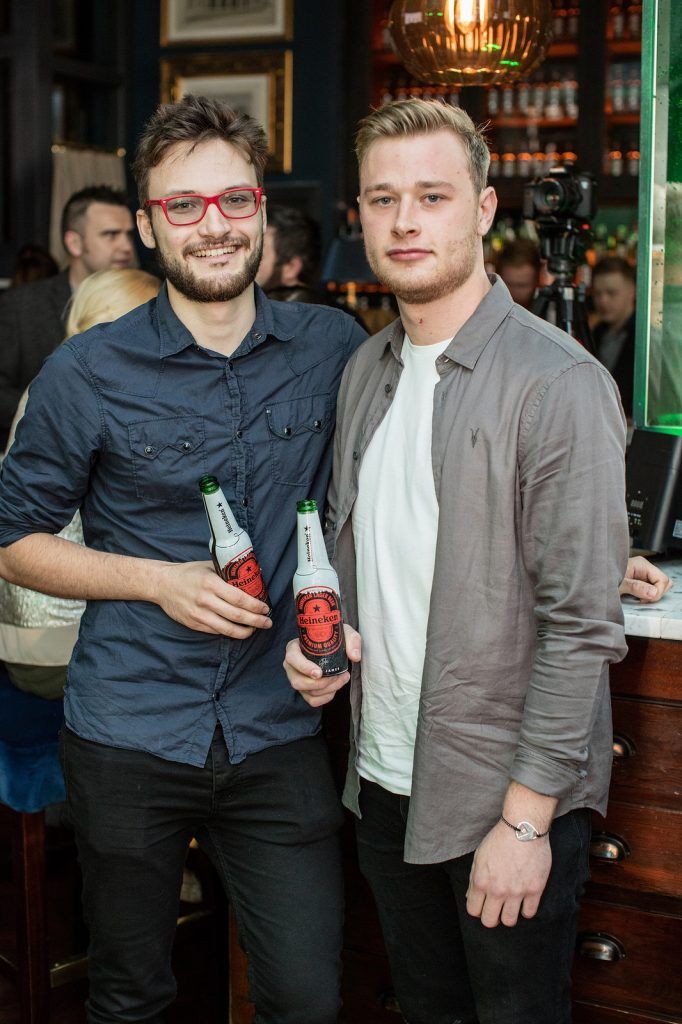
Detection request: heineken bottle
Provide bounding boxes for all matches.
[293,499,347,676]
[199,475,270,610]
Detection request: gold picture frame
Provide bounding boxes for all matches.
[160,51,293,174]
[161,0,293,45]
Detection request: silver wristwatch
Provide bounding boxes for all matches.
[500,816,551,842]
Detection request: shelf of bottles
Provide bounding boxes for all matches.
[371,0,642,197]
[604,0,642,182]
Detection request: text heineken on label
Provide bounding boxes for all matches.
[293,499,348,676]
[199,475,270,611]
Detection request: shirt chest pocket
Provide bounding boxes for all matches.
[266,393,332,487]
[128,416,208,504]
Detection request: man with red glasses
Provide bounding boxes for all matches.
[0,95,366,1024]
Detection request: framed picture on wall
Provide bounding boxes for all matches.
[161,0,293,45]
[161,51,293,173]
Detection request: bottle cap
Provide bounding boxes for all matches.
[297,499,318,514]
[199,475,219,494]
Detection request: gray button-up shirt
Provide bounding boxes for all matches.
[327,277,629,863]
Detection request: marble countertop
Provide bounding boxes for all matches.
[622,560,682,640]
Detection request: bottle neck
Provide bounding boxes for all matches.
[202,488,243,547]
[296,511,332,575]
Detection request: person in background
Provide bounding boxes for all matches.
[0,94,366,1024]
[592,255,636,418]
[0,185,135,448]
[285,98,632,1024]
[0,268,161,701]
[495,238,541,310]
[9,243,59,288]
[256,204,323,303]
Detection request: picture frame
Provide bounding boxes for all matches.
[160,51,293,174]
[161,0,293,45]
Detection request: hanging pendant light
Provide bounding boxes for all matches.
[388,0,553,86]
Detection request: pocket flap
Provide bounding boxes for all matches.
[265,394,330,440]
[128,416,206,460]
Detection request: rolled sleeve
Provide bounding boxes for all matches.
[512,360,629,798]
[0,342,103,547]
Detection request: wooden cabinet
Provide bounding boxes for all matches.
[572,636,682,1023]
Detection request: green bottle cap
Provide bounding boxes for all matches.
[297,499,318,514]
[199,475,219,494]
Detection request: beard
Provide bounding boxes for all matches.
[153,227,263,303]
[365,230,478,305]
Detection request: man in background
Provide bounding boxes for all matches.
[592,255,636,417]
[496,238,541,310]
[0,185,134,446]
[256,204,323,303]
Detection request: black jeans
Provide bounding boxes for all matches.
[356,781,591,1024]
[60,726,345,1024]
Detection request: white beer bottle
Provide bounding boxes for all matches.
[293,499,347,676]
[199,475,270,610]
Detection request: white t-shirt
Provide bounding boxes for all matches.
[353,333,451,795]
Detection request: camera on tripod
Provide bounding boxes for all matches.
[522,164,598,351]
[522,165,596,224]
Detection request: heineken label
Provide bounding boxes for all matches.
[296,587,343,657]
[224,547,268,603]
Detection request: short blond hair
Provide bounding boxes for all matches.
[356,99,490,195]
[66,269,161,338]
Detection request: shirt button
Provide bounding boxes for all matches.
[283,426,292,436]
[253,331,262,341]
[181,441,192,451]
[227,360,234,371]
[241,498,249,508]
[144,445,154,455]
[212,691,219,701]
[313,419,322,429]
[352,450,359,461]
[385,383,392,394]
[236,430,243,439]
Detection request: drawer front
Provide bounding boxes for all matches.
[611,637,682,702]
[610,698,682,809]
[589,803,682,899]
[573,900,682,1018]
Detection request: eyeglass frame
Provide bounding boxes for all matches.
[144,187,265,226]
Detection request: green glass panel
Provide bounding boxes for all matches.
[634,0,682,434]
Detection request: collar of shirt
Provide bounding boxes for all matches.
[385,275,514,370]
[155,282,297,360]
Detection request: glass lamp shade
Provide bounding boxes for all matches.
[388,0,553,86]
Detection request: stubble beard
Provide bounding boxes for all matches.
[152,227,264,303]
[365,231,479,305]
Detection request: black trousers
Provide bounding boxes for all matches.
[356,780,591,1024]
[60,726,345,1024]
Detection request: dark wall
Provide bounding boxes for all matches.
[127,0,352,251]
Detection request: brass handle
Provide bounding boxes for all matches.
[612,733,636,759]
[577,933,626,962]
[378,990,402,1014]
[590,833,630,862]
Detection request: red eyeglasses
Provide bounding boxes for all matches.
[145,187,264,226]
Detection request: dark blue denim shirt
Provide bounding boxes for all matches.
[0,284,366,766]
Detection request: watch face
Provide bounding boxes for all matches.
[515,821,539,842]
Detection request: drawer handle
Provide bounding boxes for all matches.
[590,833,630,862]
[577,933,626,962]
[378,990,402,1014]
[612,733,636,759]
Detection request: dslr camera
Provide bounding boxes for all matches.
[523,165,596,224]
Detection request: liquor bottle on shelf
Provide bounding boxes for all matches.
[607,142,624,176]
[532,79,546,119]
[561,147,578,166]
[626,144,640,176]
[545,74,564,120]
[610,65,626,112]
[501,84,515,116]
[566,2,580,39]
[626,67,641,112]
[488,150,501,178]
[501,145,517,178]
[517,148,533,178]
[487,86,500,117]
[447,88,460,107]
[563,69,579,120]
[609,0,626,40]
[517,82,531,115]
[552,0,567,40]
[626,1,642,39]
[532,149,546,176]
